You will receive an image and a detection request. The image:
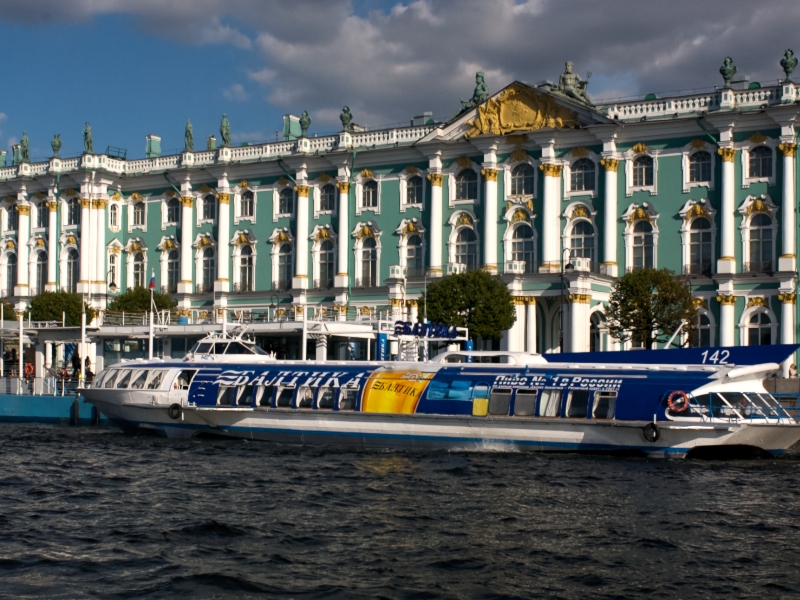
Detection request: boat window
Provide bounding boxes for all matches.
[146,370,166,390]
[237,384,255,406]
[129,370,148,389]
[103,370,118,388]
[676,393,736,419]
[297,386,314,409]
[115,370,133,388]
[566,390,591,418]
[93,369,111,388]
[592,391,617,419]
[514,389,537,416]
[213,343,228,354]
[276,386,295,408]
[225,342,249,354]
[257,386,274,407]
[195,343,212,354]
[217,386,235,406]
[427,379,473,400]
[472,384,490,416]
[488,388,512,415]
[539,389,562,417]
[318,387,335,410]
[175,370,195,390]
[339,388,357,411]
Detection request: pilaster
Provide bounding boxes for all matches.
[717,294,736,346]
[427,172,444,277]
[539,162,563,273]
[600,158,619,277]
[525,297,537,354]
[45,198,58,291]
[215,191,230,292]
[14,202,30,296]
[177,191,194,294]
[335,181,350,288]
[293,184,310,290]
[717,147,736,274]
[568,293,591,352]
[481,168,498,272]
[779,142,796,272]
[77,197,91,294]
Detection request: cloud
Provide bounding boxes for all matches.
[223,83,248,102]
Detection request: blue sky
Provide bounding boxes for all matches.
[1,0,798,162]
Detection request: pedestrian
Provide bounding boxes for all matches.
[71,351,80,378]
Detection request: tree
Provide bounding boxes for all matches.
[422,270,516,341]
[0,301,19,321]
[606,268,697,347]
[28,291,96,326]
[107,287,176,312]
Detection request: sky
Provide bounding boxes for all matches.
[0,0,799,162]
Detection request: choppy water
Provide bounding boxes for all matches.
[2,425,800,599]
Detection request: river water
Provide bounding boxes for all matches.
[1,424,799,599]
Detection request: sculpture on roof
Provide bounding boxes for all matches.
[185,119,194,152]
[781,49,798,82]
[83,122,93,154]
[719,57,737,88]
[340,106,353,132]
[299,111,311,137]
[220,114,231,147]
[51,133,62,158]
[556,62,593,106]
[20,132,29,163]
[460,71,489,111]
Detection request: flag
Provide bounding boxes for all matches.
[149,269,156,290]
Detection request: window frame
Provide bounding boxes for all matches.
[624,151,658,196]
[564,156,597,198]
[741,141,777,188]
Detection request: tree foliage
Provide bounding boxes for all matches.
[606,268,697,346]
[422,270,515,341]
[28,291,96,326]
[108,287,176,312]
[0,301,19,321]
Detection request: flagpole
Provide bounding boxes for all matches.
[148,269,155,359]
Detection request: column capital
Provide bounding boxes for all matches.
[15,205,30,216]
[779,142,797,157]
[716,294,736,305]
[180,196,194,207]
[539,163,562,177]
[779,292,797,304]
[217,192,231,204]
[336,181,350,193]
[92,199,108,209]
[426,173,444,186]
[295,185,310,197]
[599,158,619,172]
[568,293,591,304]
[79,198,91,209]
[480,168,498,181]
[717,147,736,162]
[46,201,58,211]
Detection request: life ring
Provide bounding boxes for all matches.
[643,422,660,443]
[667,390,690,413]
[23,363,34,377]
[167,404,182,420]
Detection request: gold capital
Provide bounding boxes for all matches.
[481,168,498,182]
[539,163,563,177]
[599,158,619,172]
[46,201,58,211]
[336,181,350,193]
[427,173,444,187]
[180,196,193,207]
[92,199,108,209]
[717,147,736,162]
[15,205,30,216]
[79,198,91,209]
[295,185,310,197]
[217,193,230,205]
[779,143,797,157]
[568,293,591,304]
[716,294,736,305]
[778,292,796,304]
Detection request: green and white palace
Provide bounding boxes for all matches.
[2,55,800,366]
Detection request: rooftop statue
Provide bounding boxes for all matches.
[83,122,93,154]
[556,61,593,106]
[51,133,62,158]
[340,106,353,132]
[719,57,737,88]
[460,71,489,111]
[185,119,194,152]
[220,114,231,147]
[299,111,311,137]
[20,131,29,163]
[781,49,798,82]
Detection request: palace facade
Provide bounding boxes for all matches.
[1,57,799,365]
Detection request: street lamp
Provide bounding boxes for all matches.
[559,247,574,353]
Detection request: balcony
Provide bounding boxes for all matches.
[195,283,212,294]
[161,285,177,295]
[233,282,254,293]
[505,260,527,275]
[405,266,425,278]
[683,263,712,277]
[743,261,774,275]
[272,281,292,292]
[354,278,379,289]
[446,263,467,275]
[626,265,654,273]
[388,265,407,280]
[313,279,334,290]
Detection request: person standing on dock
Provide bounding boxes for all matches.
[71,351,80,379]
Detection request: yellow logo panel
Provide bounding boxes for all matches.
[361,370,434,414]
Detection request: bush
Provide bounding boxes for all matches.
[107,287,176,312]
[28,291,96,326]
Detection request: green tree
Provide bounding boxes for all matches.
[0,301,19,321]
[28,291,96,326]
[606,268,697,347]
[422,270,515,341]
[107,287,176,312]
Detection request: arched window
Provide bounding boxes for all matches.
[240,191,254,218]
[689,151,711,182]
[362,180,378,209]
[318,240,334,289]
[687,217,712,276]
[278,189,293,214]
[747,213,773,274]
[166,250,179,293]
[35,252,46,294]
[406,234,424,277]
[109,204,118,228]
[631,221,654,271]
[66,249,79,293]
[633,156,654,187]
[570,158,595,191]
[511,224,535,274]
[133,202,145,227]
[132,252,145,287]
[455,228,478,270]
[569,220,595,262]
[747,312,772,346]
[167,198,180,223]
[590,312,605,352]
[201,247,215,291]
[67,198,80,226]
[749,146,772,178]
[108,254,118,289]
[276,244,292,290]
[7,207,17,231]
[511,164,535,196]
[360,238,378,287]
[406,176,423,205]
[238,246,254,292]
[5,253,16,295]
[320,185,335,211]
[203,195,216,220]
[36,202,47,228]
[691,312,712,347]
[455,169,478,201]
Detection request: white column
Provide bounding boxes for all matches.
[482,168,498,272]
[717,148,736,274]
[315,336,327,361]
[408,300,419,323]
[178,195,193,294]
[510,298,525,351]
[569,294,590,352]
[600,159,619,276]
[780,293,795,344]
[15,204,30,296]
[718,295,735,346]
[427,173,443,276]
[539,164,562,273]
[94,200,107,296]
[216,192,230,292]
[87,199,97,287]
[335,182,350,288]
[293,185,309,290]
[525,299,537,353]
[46,199,57,291]
[78,198,91,293]
[779,143,796,272]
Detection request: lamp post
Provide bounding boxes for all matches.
[559,247,574,353]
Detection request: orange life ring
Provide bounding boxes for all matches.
[667,390,690,413]
[23,363,34,377]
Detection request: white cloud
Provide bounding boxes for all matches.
[223,83,248,102]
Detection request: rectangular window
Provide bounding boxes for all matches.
[488,388,512,415]
[258,386,274,407]
[276,386,295,408]
[217,386,235,406]
[339,388,357,411]
[514,389,538,416]
[472,384,490,416]
[146,370,166,390]
[566,389,591,418]
[538,389,562,417]
[297,386,314,409]
[129,370,148,389]
[592,391,617,419]
[237,384,255,406]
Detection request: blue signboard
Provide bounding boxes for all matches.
[464,340,474,363]
[377,333,388,361]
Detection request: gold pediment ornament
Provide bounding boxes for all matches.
[199,184,213,193]
[456,212,474,227]
[130,241,142,252]
[692,297,707,308]
[110,246,121,255]
[511,209,529,223]
[360,169,374,180]
[165,189,177,198]
[571,146,589,158]
[455,156,472,169]
[629,206,651,223]
[66,235,77,246]
[35,237,45,247]
[197,236,213,248]
[277,177,290,187]
[464,83,580,138]
[746,296,767,308]
[571,205,589,220]
[236,232,250,246]
[112,192,122,200]
[357,225,375,239]
[317,173,333,183]
[403,221,419,236]
[315,228,331,241]
[359,306,373,315]
[3,196,14,203]
[405,165,419,175]
[64,189,77,197]
[34,192,45,200]
[690,138,707,149]
[238,180,249,189]
[162,239,177,251]
[5,240,14,250]
[130,192,141,201]
[632,143,648,154]
[684,203,709,222]
[746,198,771,216]
[748,132,767,144]
[274,231,290,245]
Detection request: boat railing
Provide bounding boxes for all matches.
[0,376,80,396]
